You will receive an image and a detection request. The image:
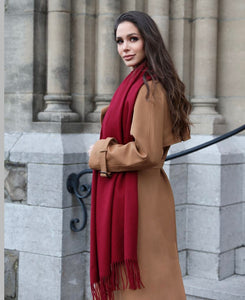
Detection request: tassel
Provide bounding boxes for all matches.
[91,260,144,300]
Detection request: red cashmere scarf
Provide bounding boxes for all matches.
[90,63,148,300]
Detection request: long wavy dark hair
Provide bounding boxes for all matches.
[114,11,192,140]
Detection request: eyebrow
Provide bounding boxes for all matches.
[116,33,140,39]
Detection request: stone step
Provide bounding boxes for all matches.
[183,275,245,300]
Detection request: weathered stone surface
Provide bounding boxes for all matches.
[220,203,243,252]
[187,250,234,280]
[7,132,99,164]
[27,163,89,208]
[192,20,218,96]
[175,205,186,250]
[179,250,187,277]
[4,133,22,160]
[188,164,221,206]
[184,275,245,300]
[94,2,120,119]
[5,0,46,13]
[221,164,243,206]
[71,11,96,120]
[147,0,169,47]
[4,164,27,202]
[169,17,192,95]
[217,0,245,133]
[61,253,87,300]
[186,296,210,300]
[219,249,235,280]
[83,252,91,300]
[187,205,220,252]
[5,203,63,256]
[121,0,137,12]
[219,0,245,18]
[49,0,71,12]
[97,0,120,14]
[33,10,47,95]
[4,0,34,12]
[96,10,120,93]
[195,0,218,18]
[46,13,71,95]
[217,20,245,97]
[168,164,188,205]
[4,203,90,256]
[4,13,34,93]
[4,249,18,300]
[188,251,218,280]
[18,251,87,300]
[170,0,192,18]
[235,247,245,275]
[4,94,33,133]
[218,97,245,137]
[18,252,62,300]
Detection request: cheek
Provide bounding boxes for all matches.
[117,45,123,56]
[137,42,145,56]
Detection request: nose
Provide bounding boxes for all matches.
[122,40,129,51]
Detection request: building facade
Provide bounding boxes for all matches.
[4,0,245,299]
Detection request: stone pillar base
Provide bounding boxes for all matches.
[38,111,80,122]
[190,97,225,134]
[86,112,101,123]
[190,113,225,135]
[38,95,80,122]
[86,95,111,123]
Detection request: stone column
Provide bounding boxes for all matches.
[38,0,79,122]
[190,0,224,134]
[87,0,120,122]
[146,0,170,49]
[169,0,192,99]
[217,0,245,132]
[120,0,137,81]
[71,0,96,123]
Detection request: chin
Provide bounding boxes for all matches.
[125,61,139,68]
[125,60,144,69]
[125,63,135,68]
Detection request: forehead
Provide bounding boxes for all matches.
[116,21,140,37]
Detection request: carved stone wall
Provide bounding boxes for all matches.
[4,0,245,134]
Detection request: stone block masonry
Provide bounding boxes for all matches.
[4,250,18,300]
[4,163,27,203]
[4,132,99,300]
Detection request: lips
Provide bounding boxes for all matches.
[123,55,135,61]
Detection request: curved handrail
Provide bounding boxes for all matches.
[166,124,245,161]
[67,124,245,232]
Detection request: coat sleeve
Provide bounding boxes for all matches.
[88,81,190,174]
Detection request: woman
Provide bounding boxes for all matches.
[89,11,191,300]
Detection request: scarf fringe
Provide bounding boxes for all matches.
[91,259,144,300]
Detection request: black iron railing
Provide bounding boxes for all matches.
[67,124,245,232]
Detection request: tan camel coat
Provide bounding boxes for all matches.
[89,81,189,300]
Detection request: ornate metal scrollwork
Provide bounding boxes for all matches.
[67,169,93,232]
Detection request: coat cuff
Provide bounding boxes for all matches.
[88,137,117,177]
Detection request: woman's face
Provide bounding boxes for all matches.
[116,21,145,68]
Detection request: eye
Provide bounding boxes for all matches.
[130,36,139,42]
[116,39,123,45]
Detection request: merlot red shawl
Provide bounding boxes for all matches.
[90,63,148,300]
